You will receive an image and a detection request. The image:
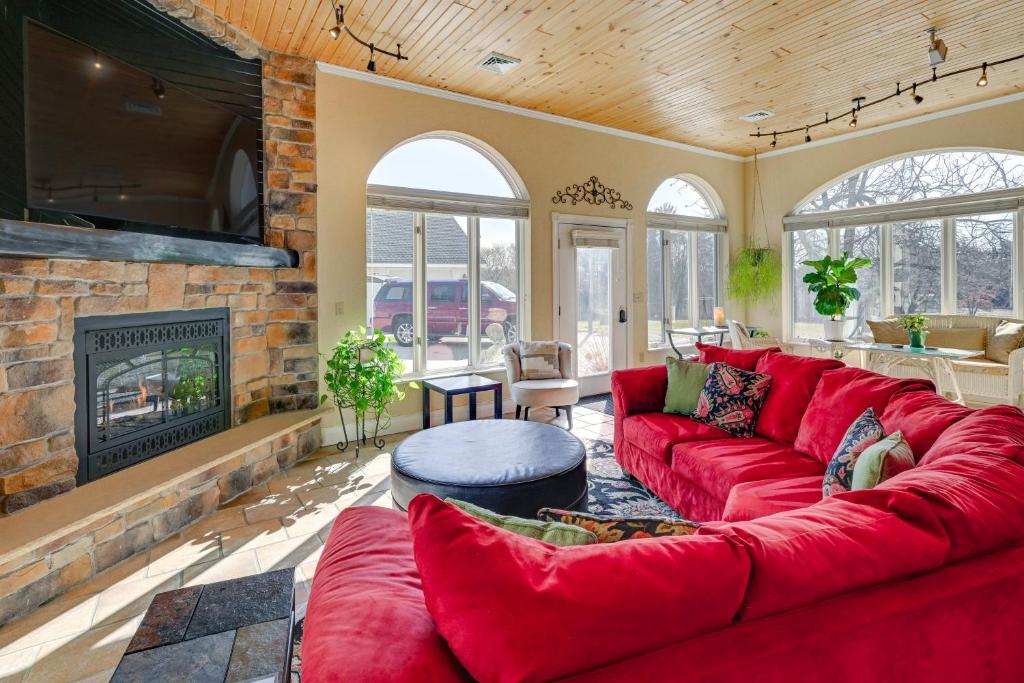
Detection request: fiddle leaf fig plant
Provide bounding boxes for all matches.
[321,327,416,457]
[801,252,872,320]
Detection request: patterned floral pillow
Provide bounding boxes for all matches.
[536,508,701,543]
[822,407,885,497]
[691,362,772,437]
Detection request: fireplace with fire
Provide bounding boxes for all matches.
[73,309,231,484]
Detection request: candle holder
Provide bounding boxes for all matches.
[713,307,726,327]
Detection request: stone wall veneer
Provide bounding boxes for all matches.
[0,4,318,514]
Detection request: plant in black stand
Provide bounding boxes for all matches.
[897,314,929,348]
[321,327,414,459]
[801,252,872,341]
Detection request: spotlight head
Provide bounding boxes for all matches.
[770,139,777,148]
[849,115,857,128]
[927,28,947,66]
[366,57,376,72]
[329,25,341,39]
[909,84,923,104]
[804,128,812,144]
[977,64,988,87]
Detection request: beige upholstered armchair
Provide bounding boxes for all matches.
[502,341,580,429]
[727,320,789,351]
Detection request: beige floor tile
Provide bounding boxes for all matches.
[280,503,341,539]
[265,467,324,495]
[146,534,221,576]
[61,553,150,603]
[178,507,248,541]
[0,593,99,656]
[183,550,261,586]
[296,481,373,508]
[314,459,363,487]
[0,645,38,683]
[218,518,290,554]
[91,573,182,628]
[240,493,303,524]
[25,617,142,683]
[254,535,323,573]
[222,483,272,508]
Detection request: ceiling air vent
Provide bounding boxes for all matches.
[739,109,775,123]
[478,52,521,75]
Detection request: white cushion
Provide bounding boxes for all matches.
[511,378,580,408]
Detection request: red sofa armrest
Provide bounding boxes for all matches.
[612,365,669,419]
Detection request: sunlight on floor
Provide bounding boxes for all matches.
[0,403,614,682]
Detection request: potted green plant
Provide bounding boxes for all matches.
[897,314,929,348]
[801,252,872,341]
[320,327,415,458]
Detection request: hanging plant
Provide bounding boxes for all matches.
[728,244,782,304]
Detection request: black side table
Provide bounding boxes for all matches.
[422,374,503,429]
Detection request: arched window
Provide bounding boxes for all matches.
[785,150,1024,340]
[645,176,726,349]
[366,134,529,376]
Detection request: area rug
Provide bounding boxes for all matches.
[288,437,677,679]
[578,392,615,416]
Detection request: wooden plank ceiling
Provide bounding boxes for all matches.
[200,0,1024,155]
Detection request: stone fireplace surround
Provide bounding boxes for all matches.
[0,2,323,624]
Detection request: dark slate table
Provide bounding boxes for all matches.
[112,568,294,683]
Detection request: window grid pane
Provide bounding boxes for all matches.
[837,226,881,338]
[696,233,719,326]
[646,229,665,348]
[892,220,942,314]
[425,214,471,374]
[667,232,690,330]
[956,213,1015,316]
[366,209,415,375]
[478,218,519,364]
[791,229,829,339]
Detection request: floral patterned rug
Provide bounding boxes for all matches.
[288,437,677,679]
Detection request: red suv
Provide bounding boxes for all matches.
[371,279,517,347]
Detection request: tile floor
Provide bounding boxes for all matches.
[0,405,614,683]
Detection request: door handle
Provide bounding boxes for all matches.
[619,307,627,323]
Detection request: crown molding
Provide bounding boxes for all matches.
[316,62,746,162]
[317,62,1024,165]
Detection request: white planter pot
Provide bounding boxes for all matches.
[823,319,849,342]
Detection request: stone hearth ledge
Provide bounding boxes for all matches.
[0,408,325,625]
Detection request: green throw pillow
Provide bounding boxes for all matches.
[851,431,915,490]
[664,358,711,415]
[445,499,598,546]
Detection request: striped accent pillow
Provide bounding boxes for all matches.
[519,341,562,379]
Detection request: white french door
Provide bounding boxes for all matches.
[556,223,629,396]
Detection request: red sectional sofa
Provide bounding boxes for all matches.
[303,349,1024,682]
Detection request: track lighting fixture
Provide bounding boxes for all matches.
[927,28,948,66]
[151,78,166,100]
[325,1,408,71]
[749,32,1022,149]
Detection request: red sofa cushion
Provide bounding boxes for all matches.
[879,451,1024,562]
[696,342,779,371]
[700,491,949,620]
[880,390,973,460]
[611,365,669,418]
[754,353,843,445]
[722,475,824,522]
[409,494,751,683]
[622,413,732,463]
[794,367,933,465]
[672,437,824,504]
[920,404,1024,466]
[302,506,471,683]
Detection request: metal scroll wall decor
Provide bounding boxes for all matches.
[553,176,633,210]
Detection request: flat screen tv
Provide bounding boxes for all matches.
[22,20,264,245]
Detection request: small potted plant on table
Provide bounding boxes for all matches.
[801,253,872,341]
[897,314,929,349]
[321,327,414,458]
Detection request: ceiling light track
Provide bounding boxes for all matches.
[751,49,1024,148]
[326,1,408,72]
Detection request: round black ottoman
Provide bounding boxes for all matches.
[390,420,588,517]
